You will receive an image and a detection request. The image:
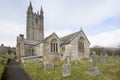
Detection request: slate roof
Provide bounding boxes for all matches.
[24,39,40,45]
[60,29,90,45]
[60,31,80,45]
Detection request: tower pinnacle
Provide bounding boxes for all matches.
[27,1,33,14]
[40,6,43,16]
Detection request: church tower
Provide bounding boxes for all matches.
[26,2,44,41]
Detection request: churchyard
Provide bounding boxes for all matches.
[22,56,120,80]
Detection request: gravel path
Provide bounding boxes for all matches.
[2,58,32,80]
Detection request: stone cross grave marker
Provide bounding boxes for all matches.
[86,51,101,76]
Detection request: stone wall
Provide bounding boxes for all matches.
[61,31,90,60]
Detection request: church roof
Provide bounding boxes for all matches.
[24,39,40,45]
[60,29,90,45]
[60,31,79,45]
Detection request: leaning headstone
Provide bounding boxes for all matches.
[99,53,104,63]
[45,63,54,69]
[86,51,101,76]
[62,63,71,77]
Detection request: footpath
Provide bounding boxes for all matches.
[1,58,32,80]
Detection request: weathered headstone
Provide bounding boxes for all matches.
[92,51,96,67]
[62,56,71,77]
[62,63,71,77]
[37,61,44,68]
[99,53,104,63]
[54,57,61,67]
[86,51,101,76]
[45,63,54,69]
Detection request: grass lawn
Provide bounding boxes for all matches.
[22,57,120,80]
[0,55,8,79]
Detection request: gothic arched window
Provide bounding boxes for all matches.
[51,38,58,52]
[78,37,84,52]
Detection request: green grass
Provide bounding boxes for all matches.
[22,57,120,80]
[0,55,8,79]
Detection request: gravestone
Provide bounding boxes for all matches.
[62,63,71,77]
[86,51,101,76]
[45,63,54,69]
[62,56,71,77]
[37,61,44,68]
[104,53,108,62]
[99,53,104,63]
[92,51,96,67]
[54,57,61,67]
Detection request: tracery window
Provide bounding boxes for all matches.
[26,48,34,56]
[51,38,58,52]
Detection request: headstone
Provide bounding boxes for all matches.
[99,53,104,63]
[89,58,92,62]
[104,53,108,62]
[75,61,78,64]
[37,61,44,68]
[54,57,61,67]
[62,56,71,77]
[45,63,54,69]
[92,51,96,67]
[86,51,101,76]
[62,63,71,77]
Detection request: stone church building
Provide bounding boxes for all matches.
[16,2,90,63]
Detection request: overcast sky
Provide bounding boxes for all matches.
[0,0,120,47]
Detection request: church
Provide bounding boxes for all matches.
[16,2,90,64]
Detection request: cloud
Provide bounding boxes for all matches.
[0,20,25,47]
[44,0,120,27]
[88,28,120,47]
[0,0,120,47]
